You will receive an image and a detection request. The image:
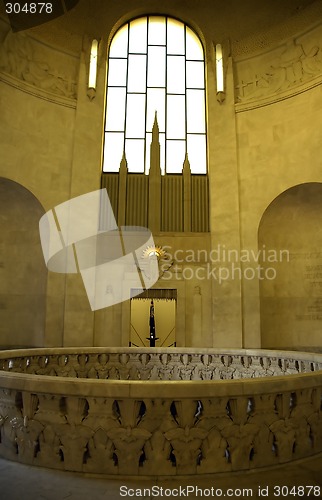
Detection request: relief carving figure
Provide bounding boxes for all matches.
[0,390,23,459]
[94,353,109,379]
[289,389,314,456]
[198,426,230,473]
[302,45,322,76]
[23,61,75,97]
[11,417,43,462]
[164,425,208,474]
[57,423,92,472]
[220,355,235,379]
[37,426,62,468]
[25,356,41,374]
[208,355,225,380]
[270,420,296,462]
[251,356,270,377]
[143,430,174,475]
[107,426,152,474]
[139,364,153,380]
[159,364,172,380]
[0,30,31,79]
[237,38,322,102]
[279,40,304,86]
[145,353,163,379]
[52,355,74,377]
[108,366,119,379]
[34,395,65,425]
[0,30,77,98]
[85,428,116,473]
[75,354,90,378]
[222,422,259,470]
[230,355,245,379]
[36,356,55,376]
[196,399,232,472]
[307,412,322,452]
[140,399,174,432]
[248,394,278,467]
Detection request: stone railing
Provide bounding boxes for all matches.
[0,347,321,477]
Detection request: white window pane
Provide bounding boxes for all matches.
[166,140,185,173]
[167,19,184,55]
[167,56,185,94]
[128,55,147,92]
[146,88,165,132]
[129,18,147,53]
[145,132,152,174]
[187,134,207,173]
[109,25,128,58]
[186,27,204,60]
[187,89,205,133]
[147,46,166,87]
[145,132,165,174]
[186,61,204,88]
[105,87,126,131]
[159,133,166,174]
[148,16,166,45]
[103,133,124,172]
[167,95,185,139]
[107,59,127,87]
[126,94,146,138]
[125,139,144,172]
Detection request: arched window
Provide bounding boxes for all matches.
[103,16,207,174]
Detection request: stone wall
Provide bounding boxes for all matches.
[1,6,322,349]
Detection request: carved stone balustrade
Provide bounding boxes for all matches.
[0,347,321,477]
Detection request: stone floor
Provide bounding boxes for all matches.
[0,455,321,499]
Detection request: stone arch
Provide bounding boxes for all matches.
[258,182,322,351]
[0,177,47,347]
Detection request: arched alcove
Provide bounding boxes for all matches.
[0,178,47,347]
[258,183,322,351]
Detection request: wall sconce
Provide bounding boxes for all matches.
[215,43,225,103]
[87,39,98,100]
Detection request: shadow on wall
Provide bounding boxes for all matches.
[258,182,322,351]
[0,177,47,348]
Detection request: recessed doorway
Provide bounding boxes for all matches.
[130,289,176,347]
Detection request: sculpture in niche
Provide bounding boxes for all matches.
[0,30,77,99]
[237,38,322,102]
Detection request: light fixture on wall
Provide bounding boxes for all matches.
[215,43,225,103]
[87,39,99,100]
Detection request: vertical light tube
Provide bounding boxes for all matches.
[88,39,98,99]
[215,43,225,102]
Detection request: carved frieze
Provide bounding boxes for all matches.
[235,24,322,107]
[0,19,78,102]
[0,348,321,475]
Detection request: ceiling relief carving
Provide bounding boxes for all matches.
[235,23,322,108]
[0,20,78,102]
